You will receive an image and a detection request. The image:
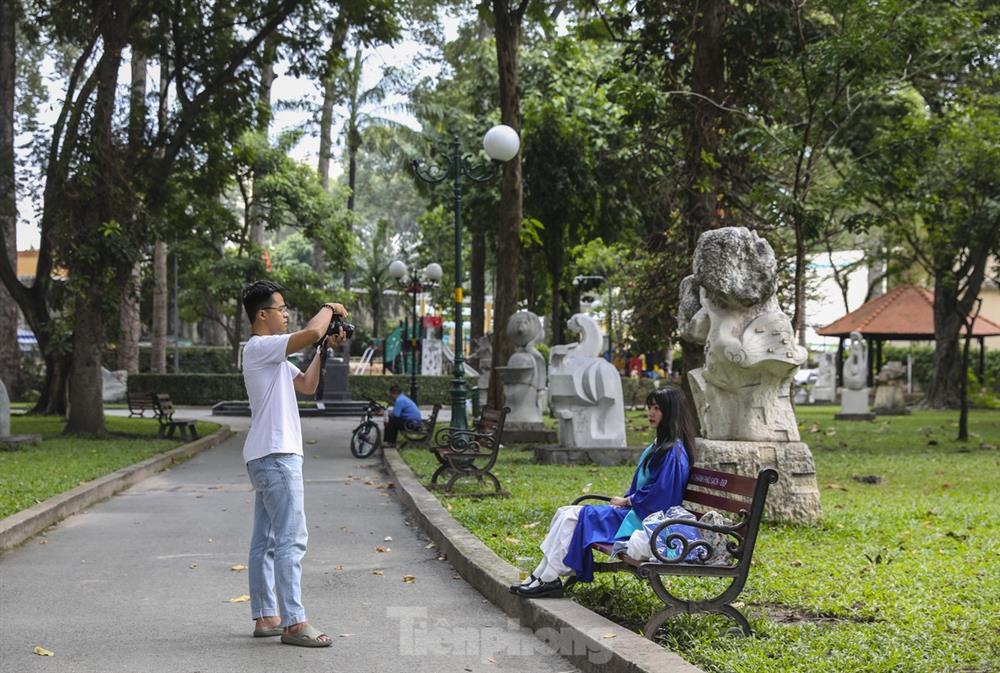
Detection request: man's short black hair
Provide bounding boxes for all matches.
[388,384,402,395]
[242,280,285,324]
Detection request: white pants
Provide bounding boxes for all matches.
[535,505,582,581]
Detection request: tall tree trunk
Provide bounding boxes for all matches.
[117,262,141,373]
[0,0,18,393]
[925,276,967,409]
[152,240,168,373]
[67,6,128,435]
[249,35,278,247]
[678,0,725,427]
[314,70,335,275]
[488,0,527,408]
[117,48,146,374]
[470,228,486,341]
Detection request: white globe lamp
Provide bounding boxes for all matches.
[483,124,520,162]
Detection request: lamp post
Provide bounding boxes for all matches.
[389,260,443,404]
[412,125,520,429]
[573,274,614,362]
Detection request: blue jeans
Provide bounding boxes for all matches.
[246,453,307,627]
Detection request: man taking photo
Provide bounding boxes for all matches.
[240,280,348,648]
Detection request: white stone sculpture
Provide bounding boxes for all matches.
[0,378,10,439]
[678,226,821,525]
[839,331,872,416]
[873,360,907,413]
[548,313,626,448]
[421,338,444,376]
[494,311,547,426]
[471,334,493,407]
[812,352,837,403]
[677,227,808,442]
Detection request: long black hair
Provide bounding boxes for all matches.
[642,386,696,471]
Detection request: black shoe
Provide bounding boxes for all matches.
[509,574,539,594]
[514,578,563,599]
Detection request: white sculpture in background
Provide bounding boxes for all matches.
[421,338,444,376]
[494,311,547,426]
[471,334,493,407]
[874,359,907,412]
[839,331,872,416]
[548,313,626,448]
[678,227,808,442]
[812,351,837,403]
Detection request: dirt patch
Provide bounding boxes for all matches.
[751,603,878,625]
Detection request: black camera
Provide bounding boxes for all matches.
[326,312,355,340]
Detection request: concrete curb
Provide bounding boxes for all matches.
[0,425,234,554]
[382,448,705,673]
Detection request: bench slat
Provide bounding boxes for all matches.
[682,488,750,515]
[687,467,758,497]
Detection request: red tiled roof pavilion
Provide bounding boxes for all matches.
[817,285,1000,340]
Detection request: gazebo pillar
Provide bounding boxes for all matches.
[876,339,883,376]
[836,337,845,388]
[979,337,986,379]
[866,336,876,388]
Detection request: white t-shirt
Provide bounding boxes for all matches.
[241,334,304,463]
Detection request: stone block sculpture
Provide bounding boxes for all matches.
[471,334,493,408]
[837,331,874,419]
[812,351,837,403]
[548,313,626,448]
[678,226,821,524]
[494,311,547,427]
[873,360,908,414]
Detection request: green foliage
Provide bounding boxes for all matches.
[400,407,1000,673]
[103,346,237,374]
[0,415,219,519]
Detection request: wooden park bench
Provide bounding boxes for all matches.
[428,406,510,496]
[152,394,199,441]
[398,404,442,449]
[127,391,158,418]
[567,466,779,638]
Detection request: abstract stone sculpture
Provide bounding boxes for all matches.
[0,378,9,438]
[837,331,874,419]
[494,311,547,426]
[678,226,821,524]
[548,313,626,448]
[812,352,837,403]
[677,227,807,442]
[873,360,908,414]
[471,334,493,408]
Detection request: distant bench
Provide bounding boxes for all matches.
[127,391,199,441]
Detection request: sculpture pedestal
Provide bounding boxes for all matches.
[811,385,837,403]
[319,359,351,402]
[534,445,645,466]
[503,423,557,444]
[694,438,822,525]
[873,383,909,415]
[0,434,42,451]
[836,388,875,421]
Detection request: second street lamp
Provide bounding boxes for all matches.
[389,260,443,404]
[412,125,520,429]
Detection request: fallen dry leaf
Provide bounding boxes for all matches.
[364,479,374,486]
[226,594,250,603]
[338,633,353,638]
[826,484,847,491]
[38,539,47,545]
[424,542,436,549]
[581,482,593,494]
[384,536,393,542]
[306,439,317,445]
[33,645,54,656]
[487,656,496,664]
[372,570,384,576]
[505,537,521,545]
[790,559,804,567]
[522,521,540,529]
[402,575,416,584]
[189,563,198,569]
[230,564,247,572]
[437,553,447,561]
[375,546,390,553]
[602,633,617,639]
[335,565,344,571]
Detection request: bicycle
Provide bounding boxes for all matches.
[350,399,385,459]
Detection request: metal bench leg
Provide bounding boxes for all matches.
[483,471,503,494]
[430,464,450,488]
[643,606,686,640]
[710,604,752,637]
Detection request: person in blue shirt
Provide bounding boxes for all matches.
[510,386,694,598]
[383,384,423,447]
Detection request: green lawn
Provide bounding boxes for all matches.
[0,416,219,519]
[400,407,1000,673]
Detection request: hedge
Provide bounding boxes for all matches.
[105,346,238,374]
[127,371,659,408]
[128,373,479,407]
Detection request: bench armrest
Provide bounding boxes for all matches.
[646,514,747,565]
[571,494,612,506]
[433,428,495,453]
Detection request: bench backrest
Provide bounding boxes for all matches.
[427,404,441,428]
[474,406,509,446]
[128,391,156,409]
[153,393,176,420]
[682,467,779,563]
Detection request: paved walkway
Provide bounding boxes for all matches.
[0,415,577,673]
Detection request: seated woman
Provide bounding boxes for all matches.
[510,386,695,598]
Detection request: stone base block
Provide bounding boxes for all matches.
[833,412,877,421]
[0,434,42,451]
[694,438,822,525]
[839,387,871,416]
[503,423,558,444]
[534,445,646,466]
